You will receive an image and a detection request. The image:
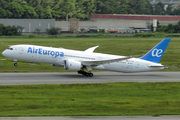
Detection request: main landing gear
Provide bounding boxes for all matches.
[78,70,93,77]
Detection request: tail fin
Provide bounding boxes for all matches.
[140,38,171,63]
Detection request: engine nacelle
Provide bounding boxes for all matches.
[64,59,82,71]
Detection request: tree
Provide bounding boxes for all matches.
[34,27,41,35]
[171,5,180,15]
[79,0,97,19]
[46,27,61,35]
[154,2,164,15]
[166,4,172,15]
[165,24,175,33]
[0,23,5,35]
[0,7,6,18]
[51,0,64,19]
[35,5,44,18]
[174,21,180,33]
[0,24,24,36]
[154,4,163,15]
[61,0,76,21]
[22,5,38,18]
[8,2,25,18]
[144,0,154,14]
[26,0,55,19]
[51,10,61,20]
[136,0,146,14]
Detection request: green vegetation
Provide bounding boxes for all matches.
[0,23,24,36]
[0,82,180,116]
[0,36,180,72]
[0,36,180,116]
[0,0,171,20]
[150,21,180,33]
[1,0,180,20]
[46,27,61,35]
[149,0,180,2]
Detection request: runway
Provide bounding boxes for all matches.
[0,72,180,120]
[0,72,180,85]
[0,116,180,120]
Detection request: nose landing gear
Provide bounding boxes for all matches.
[14,63,18,66]
[13,59,18,66]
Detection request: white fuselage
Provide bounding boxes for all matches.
[2,44,164,73]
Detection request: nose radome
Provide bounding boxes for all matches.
[2,50,6,56]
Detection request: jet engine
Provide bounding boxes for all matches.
[64,59,82,71]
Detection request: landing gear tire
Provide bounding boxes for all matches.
[88,73,93,77]
[78,70,82,74]
[85,73,89,77]
[82,71,86,76]
[14,63,18,66]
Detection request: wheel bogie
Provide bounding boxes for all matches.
[77,70,93,77]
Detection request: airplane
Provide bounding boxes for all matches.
[2,38,171,77]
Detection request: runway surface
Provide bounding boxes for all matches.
[0,72,180,85]
[0,72,180,120]
[0,116,180,120]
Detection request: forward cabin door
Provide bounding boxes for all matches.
[19,47,24,54]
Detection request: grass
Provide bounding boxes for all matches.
[0,82,180,116]
[0,36,180,116]
[0,37,180,72]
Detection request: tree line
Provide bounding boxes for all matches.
[0,0,180,20]
[0,0,97,20]
[151,21,180,33]
[0,23,24,35]
[149,0,180,2]
[0,23,62,36]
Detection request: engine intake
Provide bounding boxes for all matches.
[64,59,82,71]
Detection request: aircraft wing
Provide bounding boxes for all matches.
[82,56,132,66]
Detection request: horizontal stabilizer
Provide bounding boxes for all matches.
[148,64,164,67]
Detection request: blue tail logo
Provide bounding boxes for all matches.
[140,38,171,63]
[151,49,163,57]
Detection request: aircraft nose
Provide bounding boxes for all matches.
[2,50,6,57]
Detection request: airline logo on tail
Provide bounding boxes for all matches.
[140,38,171,63]
[151,49,163,57]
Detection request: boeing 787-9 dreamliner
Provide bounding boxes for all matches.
[2,38,171,77]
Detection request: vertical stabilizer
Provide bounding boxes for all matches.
[140,38,171,63]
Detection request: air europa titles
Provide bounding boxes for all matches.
[27,47,64,58]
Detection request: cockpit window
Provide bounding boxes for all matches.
[7,48,13,50]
